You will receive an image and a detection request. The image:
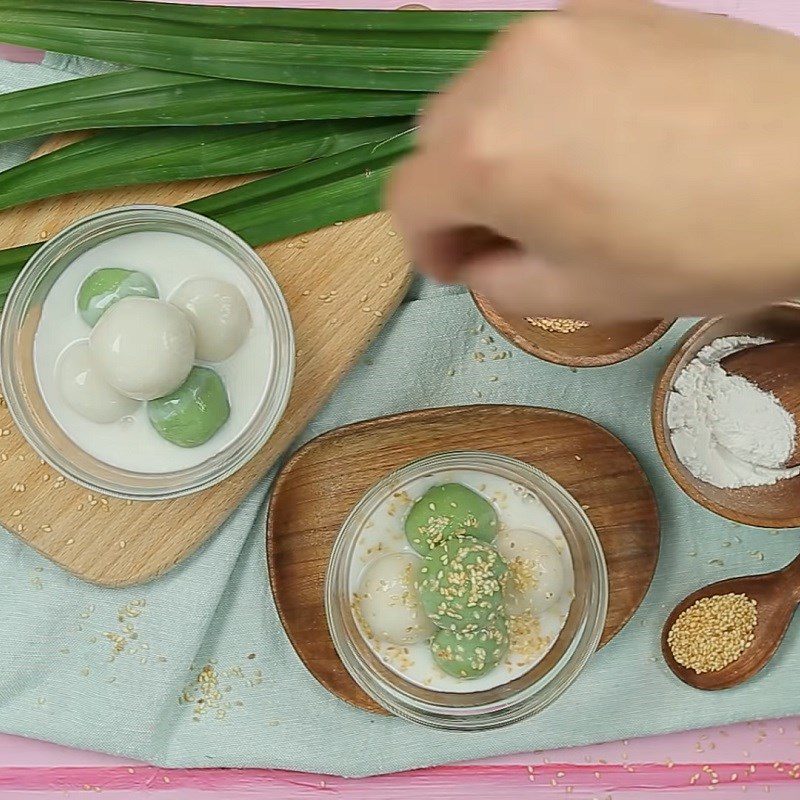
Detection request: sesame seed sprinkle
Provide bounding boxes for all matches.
[667,593,757,674]
[525,317,590,334]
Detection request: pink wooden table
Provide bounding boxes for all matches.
[3,720,800,797]
[2,0,800,796]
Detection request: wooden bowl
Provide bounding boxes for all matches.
[652,302,800,528]
[472,293,673,367]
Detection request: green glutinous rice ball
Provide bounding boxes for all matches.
[77,268,158,326]
[148,366,230,447]
[419,536,508,633]
[431,616,509,679]
[405,482,498,556]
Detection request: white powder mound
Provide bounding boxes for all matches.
[666,335,800,489]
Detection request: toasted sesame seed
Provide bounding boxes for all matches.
[525,317,590,334]
[667,593,757,674]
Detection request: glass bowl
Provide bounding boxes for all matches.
[0,205,294,500]
[325,451,608,730]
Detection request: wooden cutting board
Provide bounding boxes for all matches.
[0,134,412,586]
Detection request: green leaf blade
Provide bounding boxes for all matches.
[0,119,414,212]
[0,69,425,145]
[0,0,525,91]
[0,132,415,310]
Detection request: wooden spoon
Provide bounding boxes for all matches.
[722,341,800,467]
[661,553,800,690]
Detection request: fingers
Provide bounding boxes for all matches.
[459,250,584,319]
[460,250,660,321]
[386,149,484,281]
[416,43,505,152]
[415,70,476,151]
[389,149,603,318]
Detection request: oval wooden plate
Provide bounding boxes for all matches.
[473,293,673,368]
[267,404,660,714]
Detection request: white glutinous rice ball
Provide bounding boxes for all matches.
[496,528,566,614]
[57,341,139,423]
[170,278,250,362]
[89,296,195,401]
[357,553,435,645]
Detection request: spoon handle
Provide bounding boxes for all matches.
[779,553,800,603]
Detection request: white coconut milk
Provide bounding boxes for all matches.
[34,230,273,473]
[349,468,575,693]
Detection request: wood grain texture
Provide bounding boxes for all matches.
[472,292,673,368]
[662,553,800,691]
[652,302,800,528]
[268,404,660,714]
[0,134,412,586]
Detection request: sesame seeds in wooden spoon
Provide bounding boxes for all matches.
[662,553,800,690]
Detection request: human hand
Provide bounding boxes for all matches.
[388,0,800,320]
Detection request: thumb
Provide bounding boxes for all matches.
[460,249,582,319]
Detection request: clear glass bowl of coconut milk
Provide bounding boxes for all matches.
[0,206,294,499]
[325,451,608,730]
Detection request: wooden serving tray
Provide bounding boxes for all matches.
[0,134,412,586]
[268,405,660,714]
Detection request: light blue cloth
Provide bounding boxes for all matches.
[1,56,799,778]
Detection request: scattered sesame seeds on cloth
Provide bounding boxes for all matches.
[2,56,800,779]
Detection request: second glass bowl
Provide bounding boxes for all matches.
[0,205,294,500]
[325,450,608,730]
